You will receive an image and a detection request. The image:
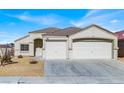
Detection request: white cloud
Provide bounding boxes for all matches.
[84,9,102,18]
[70,20,84,27]
[8,22,16,26]
[0,31,21,44]
[17,15,29,21]
[71,10,124,27]
[6,12,60,26]
[38,14,59,25]
[71,10,103,27]
[70,10,104,27]
[110,19,120,23]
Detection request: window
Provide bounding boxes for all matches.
[20,44,29,51]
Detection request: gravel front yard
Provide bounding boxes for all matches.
[0,56,44,76]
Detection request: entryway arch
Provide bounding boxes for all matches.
[34,39,43,56]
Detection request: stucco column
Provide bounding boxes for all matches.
[42,38,46,59]
[68,38,73,59]
[66,38,69,59]
[29,42,34,56]
[113,39,118,60]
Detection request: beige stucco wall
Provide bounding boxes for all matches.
[29,33,43,56]
[29,33,43,42]
[15,33,44,56]
[15,36,31,56]
[69,26,118,60]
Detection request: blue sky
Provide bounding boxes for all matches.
[0,9,124,44]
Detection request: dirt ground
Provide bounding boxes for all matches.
[118,57,124,62]
[0,56,44,76]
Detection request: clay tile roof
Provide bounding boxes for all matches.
[29,27,61,33]
[43,24,115,36]
[43,27,82,36]
[115,30,124,40]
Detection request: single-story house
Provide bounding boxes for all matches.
[115,30,124,57]
[15,24,118,60]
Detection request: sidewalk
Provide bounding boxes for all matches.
[1,76,124,84]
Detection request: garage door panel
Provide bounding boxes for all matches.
[72,41,112,59]
[45,41,66,59]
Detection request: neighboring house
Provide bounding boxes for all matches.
[115,30,124,57]
[0,44,14,57]
[15,24,118,60]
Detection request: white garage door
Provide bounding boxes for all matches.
[45,41,67,59]
[72,41,112,59]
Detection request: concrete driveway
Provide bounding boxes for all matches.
[45,59,124,77]
[43,59,124,83]
[1,59,124,84]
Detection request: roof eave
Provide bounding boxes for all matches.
[69,24,116,37]
[15,35,29,42]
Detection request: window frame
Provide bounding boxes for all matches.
[20,44,29,51]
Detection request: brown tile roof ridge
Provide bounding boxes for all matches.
[43,27,82,36]
[29,27,61,33]
[43,24,115,36]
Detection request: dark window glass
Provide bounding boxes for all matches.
[20,44,29,51]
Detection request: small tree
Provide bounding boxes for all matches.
[0,44,13,66]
